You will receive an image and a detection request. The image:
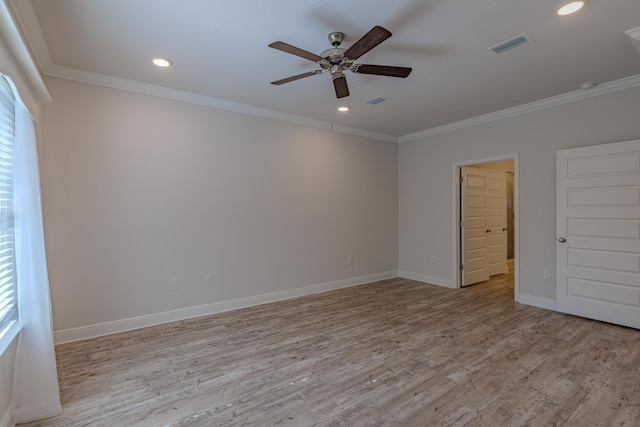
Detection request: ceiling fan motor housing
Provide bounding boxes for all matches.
[328,32,345,47]
[323,32,353,77]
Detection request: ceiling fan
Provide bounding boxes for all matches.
[269,26,412,99]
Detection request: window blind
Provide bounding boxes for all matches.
[0,75,16,336]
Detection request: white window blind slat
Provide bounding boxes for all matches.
[0,304,14,326]
[0,269,15,284]
[0,281,13,294]
[0,293,13,312]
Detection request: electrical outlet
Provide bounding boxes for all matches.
[169,279,178,290]
[205,273,213,286]
[543,270,551,280]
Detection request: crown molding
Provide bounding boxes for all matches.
[398,73,640,143]
[43,63,398,143]
[36,60,640,145]
[0,0,50,102]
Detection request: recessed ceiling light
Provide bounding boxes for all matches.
[557,0,588,16]
[152,57,172,68]
[337,106,350,112]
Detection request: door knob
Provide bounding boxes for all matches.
[503,227,508,231]
[486,229,491,233]
[558,237,567,243]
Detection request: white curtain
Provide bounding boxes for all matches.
[9,79,62,423]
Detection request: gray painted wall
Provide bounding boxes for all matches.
[39,77,399,332]
[399,86,640,300]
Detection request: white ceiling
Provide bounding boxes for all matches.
[9,0,640,138]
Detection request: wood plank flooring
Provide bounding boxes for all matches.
[19,273,640,426]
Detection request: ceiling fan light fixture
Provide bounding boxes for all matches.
[556,0,588,16]
[152,57,172,68]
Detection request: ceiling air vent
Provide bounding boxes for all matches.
[488,34,532,54]
[364,96,386,105]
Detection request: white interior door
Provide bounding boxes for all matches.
[556,139,640,329]
[486,170,508,276]
[462,167,489,286]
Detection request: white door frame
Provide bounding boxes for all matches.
[453,154,520,297]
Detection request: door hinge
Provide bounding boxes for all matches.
[460,176,464,183]
[459,264,464,271]
[460,220,464,227]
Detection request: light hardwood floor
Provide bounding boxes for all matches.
[20,273,640,426]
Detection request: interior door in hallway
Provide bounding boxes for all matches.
[462,167,489,286]
[556,139,640,329]
[486,170,508,276]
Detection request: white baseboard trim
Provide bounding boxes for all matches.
[0,408,14,427]
[515,293,557,311]
[398,270,455,289]
[54,270,400,345]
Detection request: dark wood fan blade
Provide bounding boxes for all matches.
[354,64,412,78]
[271,71,322,85]
[268,41,323,62]
[343,26,392,60]
[333,76,349,98]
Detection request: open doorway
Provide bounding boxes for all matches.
[453,155,518,297]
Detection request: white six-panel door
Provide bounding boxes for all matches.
[556,139,640,329]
